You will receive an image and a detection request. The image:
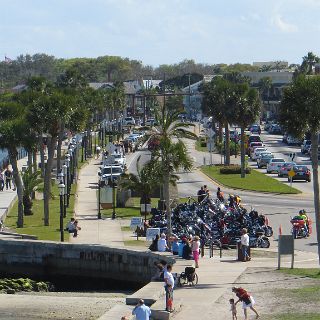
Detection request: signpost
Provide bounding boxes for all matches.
[288,169,295,187]
[207,129,215,166]
[106,143,116,155]
[146,228,160,241]
[278,235,294,269]
[130,217,143,230]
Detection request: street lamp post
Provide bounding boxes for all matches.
[65,156,71,207]
[98,179,102,219]
[62,164,67,217]
[58,181,65,242]
[112,180,117,220]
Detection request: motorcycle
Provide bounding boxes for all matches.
[290,216,309,239]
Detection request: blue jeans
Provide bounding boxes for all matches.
[242,245,249,260]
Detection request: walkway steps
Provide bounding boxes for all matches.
[126,281,165,306]
[150,298,183,320]
[97,304,133,320]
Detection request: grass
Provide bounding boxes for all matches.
[195,139,207,152]
[201,165,301,194]
[5,184,76,241]
[278,268,320,279]
[124,240,147,247]
[121,226,132,231]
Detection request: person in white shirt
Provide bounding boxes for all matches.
[157,233,169,252]
[240,228,251,262]
[164,265,174,312]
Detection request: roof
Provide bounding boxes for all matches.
[89,82,114,90]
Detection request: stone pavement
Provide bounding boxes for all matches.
[72,148,320,319]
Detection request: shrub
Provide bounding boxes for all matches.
[216,141,240,156]
[220,165,251,174]
[200,141,207,147]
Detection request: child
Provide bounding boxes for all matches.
[229,298,237,320]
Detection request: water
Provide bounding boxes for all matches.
[0,148,27,169]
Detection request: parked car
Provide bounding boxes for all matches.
[251,147,267,160]
[288,165,311,182]
[269,124,282,134]
[123,117,135,126]
[248,141,263,156]
[250,124,261,134]
[111,153,126,168]
[99,164,123,182]
[301,140,311,154]
[278,162,296,177]
[287,135,302,146]
[248,134,262,144]
[257,153,274,168]
[266,158,286,174]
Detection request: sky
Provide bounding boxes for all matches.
[1,0,320,66]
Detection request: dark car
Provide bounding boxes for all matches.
[257,154,274,168]
[288,165,311,182]
[278,162,296,177]
[250,124,261,134]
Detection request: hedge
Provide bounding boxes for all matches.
[220,165,251,174]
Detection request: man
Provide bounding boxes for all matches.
[299,209,309,236]
[164,265,175,312]
[4,167,13,190]
[240,228,250,262]
[132,299,151,320]
[197,186,206,203]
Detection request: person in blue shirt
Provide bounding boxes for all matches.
[132,299,151,320]
[171,237,180,255]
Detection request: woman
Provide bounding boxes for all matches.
[157,233,169,252]
[232,287,259,319]
[149,234,159,252]
[191,236,200,268]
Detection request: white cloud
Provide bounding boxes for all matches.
[272,14,298,33]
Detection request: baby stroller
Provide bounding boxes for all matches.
[178,267,198,287]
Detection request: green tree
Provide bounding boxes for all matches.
[0,101,27,227]
[279,75,320,264]
[232,83,260,177]
[148,106,195,239]
[300,52,320,75]
[22,168,42,215]
[258,77,272,118]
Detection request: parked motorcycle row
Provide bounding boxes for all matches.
[148,196,273,249]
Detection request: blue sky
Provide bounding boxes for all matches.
[1,0,320,66]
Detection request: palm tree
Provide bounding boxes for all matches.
[22,168,42,215]
[258,77,272,118]
[148,106,196,238]
[119,156,159,221]
[0,101,28,227]
[300,52,320,75]
[232,83,260,177]
[279,74,320,265]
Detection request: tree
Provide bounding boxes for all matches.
[148,106,195,239]
[22,168,42,215]
[258,77,272,118]
[279,75,320,265]
[0,101,27,227]
[300,52,320,75]
[232,83,260,177]
[119,157,159,221]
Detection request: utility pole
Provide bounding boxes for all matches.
[188,73,191,117]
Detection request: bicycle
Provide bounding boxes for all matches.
[178,267,198,287]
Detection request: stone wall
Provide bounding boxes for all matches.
[0,239,175,285]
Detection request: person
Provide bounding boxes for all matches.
[240,228,250,262]
[151,260,166,281]
[0,171,4,191]
[4,167,13,190]
[164,265,174,312]
[171,237,180,255]
[232,287,259,319]
[182,238,192,260]
[299,209,309,235]
[149,234,159,251]
[65,218,75,232]
[157,233,169,252]
[203,185,209,197]
[217,187,224,202]
[95,146,101,159]
[132,299,151,320]
[73,220,81,237]
[197,186,206,203]
[191,235,200,268]
[229,298,237,320]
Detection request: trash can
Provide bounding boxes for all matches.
[237,241,250,261]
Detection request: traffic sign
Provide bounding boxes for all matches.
[105,156,115,164]
[288,169,295,178]
[207,128,215,139]
[106,143,116,154]
[130,217,143,230]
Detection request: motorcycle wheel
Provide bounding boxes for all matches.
[292,229,298,239]
[260,238,270,248]
[264,226,273,237]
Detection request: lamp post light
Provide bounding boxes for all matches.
[98,179,102,219]
[112,179,117,220]
[62,164,67,217]
[65,157,71,207]
[58,181,65,242]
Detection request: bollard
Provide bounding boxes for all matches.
[203,157,206,166]
[279,224,282,236]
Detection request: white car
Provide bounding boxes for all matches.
[266,158,286,174]
[112,153,126,168]
[99,165,123,182]
[123,117,135,126]
[251,147,267,160]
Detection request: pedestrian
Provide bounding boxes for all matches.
[197,186,206,203]
[4,167,13,190]
[191,235,200,268]
[0,171,4,191]
[132,299,151,320]
[232,287,259,319]
[95,146,101,159]
[203,185,209,197]
[229,298,237,320]
[240,228,251,262]
[217,187,224,202]
[157,233,169,252]
[164,265,174,312]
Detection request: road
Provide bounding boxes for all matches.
[126,130,318,254]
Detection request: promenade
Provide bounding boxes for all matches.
[72,149,319,319]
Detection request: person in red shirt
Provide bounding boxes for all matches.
[232,287,259,319]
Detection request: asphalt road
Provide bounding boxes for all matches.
[126,132,318,254]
